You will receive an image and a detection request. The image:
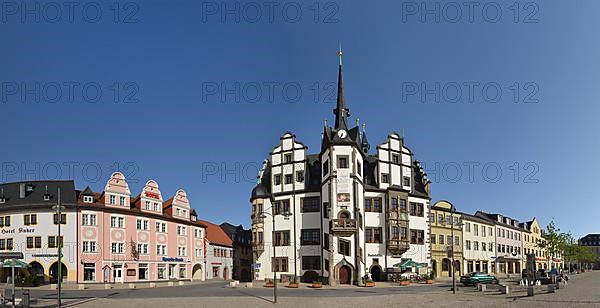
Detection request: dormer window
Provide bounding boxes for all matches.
[0,197,5,204]
[43,194,51,201]
[83,196,93,203]
[26,184,34,192]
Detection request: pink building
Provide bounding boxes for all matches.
[76,172,207,283]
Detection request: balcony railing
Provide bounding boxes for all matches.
[252,241,264,253]
[330,219,358,235]
[387,211,409,221]
[251,214,264,225]
[387,239,410,257]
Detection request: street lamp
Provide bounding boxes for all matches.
[259,206,292,304]
[448,211,464,294]
[52,188,66,308]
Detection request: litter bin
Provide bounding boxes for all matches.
[21,289,30,308]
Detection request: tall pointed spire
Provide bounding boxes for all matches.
[333,44,349,130]
[361,123,370,153]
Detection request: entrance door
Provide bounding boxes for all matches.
[113,265,123,283]
[339,266,351,284]
[370,266,382,282]
[169,264,176,279]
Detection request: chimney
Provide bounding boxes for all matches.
[19,183,26,198]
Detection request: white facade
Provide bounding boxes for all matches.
[461,214,495,274]
[250,57,431,285]
[0,181,78,283]
[206,242,233,280]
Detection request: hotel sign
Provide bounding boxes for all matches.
[1,227,35,234]
[162,257,184,262]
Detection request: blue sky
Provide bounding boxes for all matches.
[1,0,598,237]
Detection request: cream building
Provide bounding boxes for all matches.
[461,213,495,274]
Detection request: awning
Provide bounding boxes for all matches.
[393,259,427,269]
[0,259,29,268]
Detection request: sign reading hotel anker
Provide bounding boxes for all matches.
[1,227,35,234]
[336,169,351,207]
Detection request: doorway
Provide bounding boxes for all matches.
[113,265,123,283]
[339,265,351,284]
[370,265,383,282]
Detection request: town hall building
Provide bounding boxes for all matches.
[250,50,432,285]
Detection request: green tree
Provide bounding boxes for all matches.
[538,219,568,269]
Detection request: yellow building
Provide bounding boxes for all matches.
[429,201,463,278]
[520,218,548,270]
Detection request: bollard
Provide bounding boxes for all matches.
[500,285,509,294]
[527,285,534,296]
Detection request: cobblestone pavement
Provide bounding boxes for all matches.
[33,271,600,308]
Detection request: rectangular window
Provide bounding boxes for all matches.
[120,196,126,206]
[410,229,424,245]
[296,171,304,183]
[322,160,329,176]
[24,214,37,225]
[272,257,288,272]
[454,235,460,246]
[382,173,389,183]
[157,264,166,279]
[474,241,479,251]
[53,213,66,224]
[439,234,444,245]
[399,199,407,212]
[392,154,400,164]
[357,161,362,176]
[409,202,417,216]
[48,236,63,248]
[365,227,382,243]
[145,201,151,210]
[323,233,329,249]
[301,229,320,245]
[337,156,349,168]
[481,225,486,237]
[466,240,471,250]
[465,222,471,232]
[284,174,293,184]
[482,242,487,251]
[474,224,479,236]
[403,176,410,187]
[338,239,351,256]
[26,237,34,249]
[365,198,382,212]
[302,256,321,270]
[109,195,116,204]
[274,175,281,185]
[301,197,320,212]
[274,230,290,246]
[430,233,436,244]
[284,153,292,163]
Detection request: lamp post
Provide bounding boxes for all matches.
[259,206,291,304]
[52,188,66,308]
[448,211,463,294]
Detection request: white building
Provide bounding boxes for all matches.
[460,213,495,274]
[475,212,525,276]
[250,51,431,285]
[0,180,78,284]
[200,220,234,280]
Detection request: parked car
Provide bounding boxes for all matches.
[460,272,499,286]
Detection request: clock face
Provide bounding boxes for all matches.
[337,129,347,139]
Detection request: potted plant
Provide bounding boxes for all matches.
[426,273,434,284]
[365,278,375,287]
[264,278,274,288]
[399,278,410,286]
[287,277,300,288]
[311,280,323,288]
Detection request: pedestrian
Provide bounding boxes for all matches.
[550,266,558,284]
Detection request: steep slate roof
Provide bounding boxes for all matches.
[474,211,529,232]
[0,180,77,210]
[199,219,233,247]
